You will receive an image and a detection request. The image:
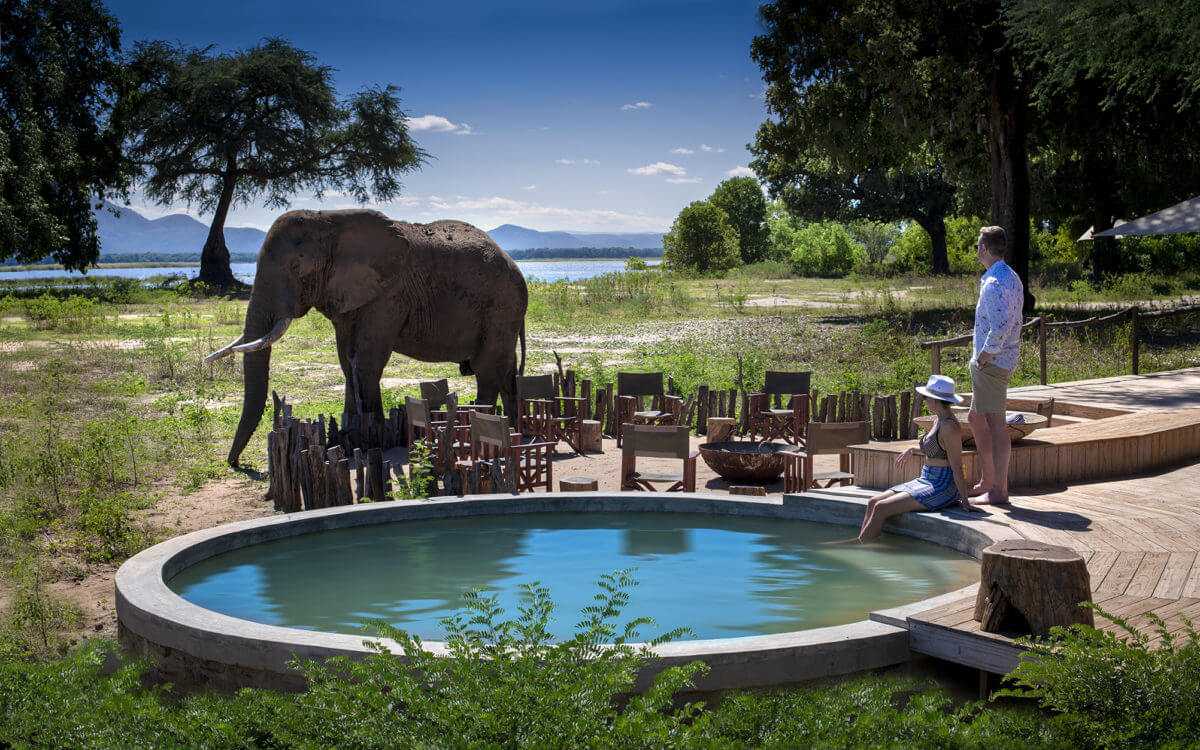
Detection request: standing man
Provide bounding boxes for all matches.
[968,226,1024,506]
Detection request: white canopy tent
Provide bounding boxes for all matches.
[1078,195,1200,241]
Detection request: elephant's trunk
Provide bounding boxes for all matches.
[227,297,275,467]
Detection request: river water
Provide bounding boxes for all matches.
[0,258,658,284]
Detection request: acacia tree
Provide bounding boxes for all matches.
[0,0,133,269]
[663,201,741,274]
[123,39,426,287]
[709,177,770,264]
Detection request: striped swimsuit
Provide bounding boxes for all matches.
[891,418,961,511]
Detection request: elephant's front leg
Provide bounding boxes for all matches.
[335,317,393,423]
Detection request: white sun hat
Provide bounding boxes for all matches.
[915,374,964,405]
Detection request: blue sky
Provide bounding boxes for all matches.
[109,0,768,233]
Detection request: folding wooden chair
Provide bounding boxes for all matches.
[454,412,553,495]
[420,378,452,420]
[517,374,584,454]
[621,424,698,492]
[615,372,685,447]
[747,371,811,445]
[783,421,869,493]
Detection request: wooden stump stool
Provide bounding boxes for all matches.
[974,540,1094,636]
[580,419,603,452]
[707,417,735,444]
[560,475,599,492]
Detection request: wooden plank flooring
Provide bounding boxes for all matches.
[897,370,1200,672]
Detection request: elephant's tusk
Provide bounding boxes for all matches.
[203,335,245,364]
[231,318,293,354]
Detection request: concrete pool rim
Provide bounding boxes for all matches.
[116,491,1014,692]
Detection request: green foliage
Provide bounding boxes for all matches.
[527,271,693,324]
[1000,604,1200,748]
[0,0,134,269]
[390,438,434,500]
[21,294,102,332]
[624,255,650,271]
[663,201,742,274]
[0,553,82,659]
[785,221,865,278]
[727,259,794,279]
[709,177,770,264]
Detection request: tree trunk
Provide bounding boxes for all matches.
[986,57,1035,313]
[198,174,240,288]
[918,215,950,275]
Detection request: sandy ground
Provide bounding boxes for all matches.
[45,477,272,643]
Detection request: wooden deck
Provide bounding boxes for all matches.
[849,370,1200,490]
[847,369,1200,673]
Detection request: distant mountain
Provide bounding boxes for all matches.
[90,204,662,259]
[487,224,663,251]
[94,201,266,257]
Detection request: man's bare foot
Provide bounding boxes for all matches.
[969,482,992,497]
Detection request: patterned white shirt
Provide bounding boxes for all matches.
[972,259,1024,372]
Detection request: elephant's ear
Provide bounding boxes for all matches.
[326,264,385,314]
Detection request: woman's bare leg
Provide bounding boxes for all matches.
[859,490,897,536]
[859,493,924,542]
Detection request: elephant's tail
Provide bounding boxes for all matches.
[518,321,526,376]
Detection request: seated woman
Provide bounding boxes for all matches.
[858,375,973,542]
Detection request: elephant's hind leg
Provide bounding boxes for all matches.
[471,335,519,420]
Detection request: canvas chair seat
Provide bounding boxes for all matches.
[634,409,667,419]
[812,469,855,483]
[630,470,683,484]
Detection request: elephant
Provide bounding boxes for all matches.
[206,209,528,467]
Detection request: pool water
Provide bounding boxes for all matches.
[168,513,978,641]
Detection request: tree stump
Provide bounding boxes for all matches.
[974,540,1094,636]
[707,417,735,444]
[580,420,603,452]
[560,475,598,492]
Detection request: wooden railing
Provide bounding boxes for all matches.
[921,303,1200,385]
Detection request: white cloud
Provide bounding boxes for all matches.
[621,101,653,111]
[665,177,703,184]
[423,194,669,232]
[670,147,695,155]
[522,184,537,191]
[725,165,756,178]
[407,114,474,135]
[700,144,725,153]
[555,158,575,165]
[556,157,599,165]
[627,161,687,177]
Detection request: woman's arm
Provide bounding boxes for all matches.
[941,421,973,509]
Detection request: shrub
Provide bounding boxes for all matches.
[624,255,650,271]
[786,221,864,277]
[1000,604,1200,748]
[22,294,101,332]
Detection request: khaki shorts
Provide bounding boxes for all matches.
[970,361,1011,414]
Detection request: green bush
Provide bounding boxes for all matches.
[624,255,650,271]
[1000,604,1200,748]
[3,588,1199,747]
[786,221,864,277]
[22,294,101,332]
